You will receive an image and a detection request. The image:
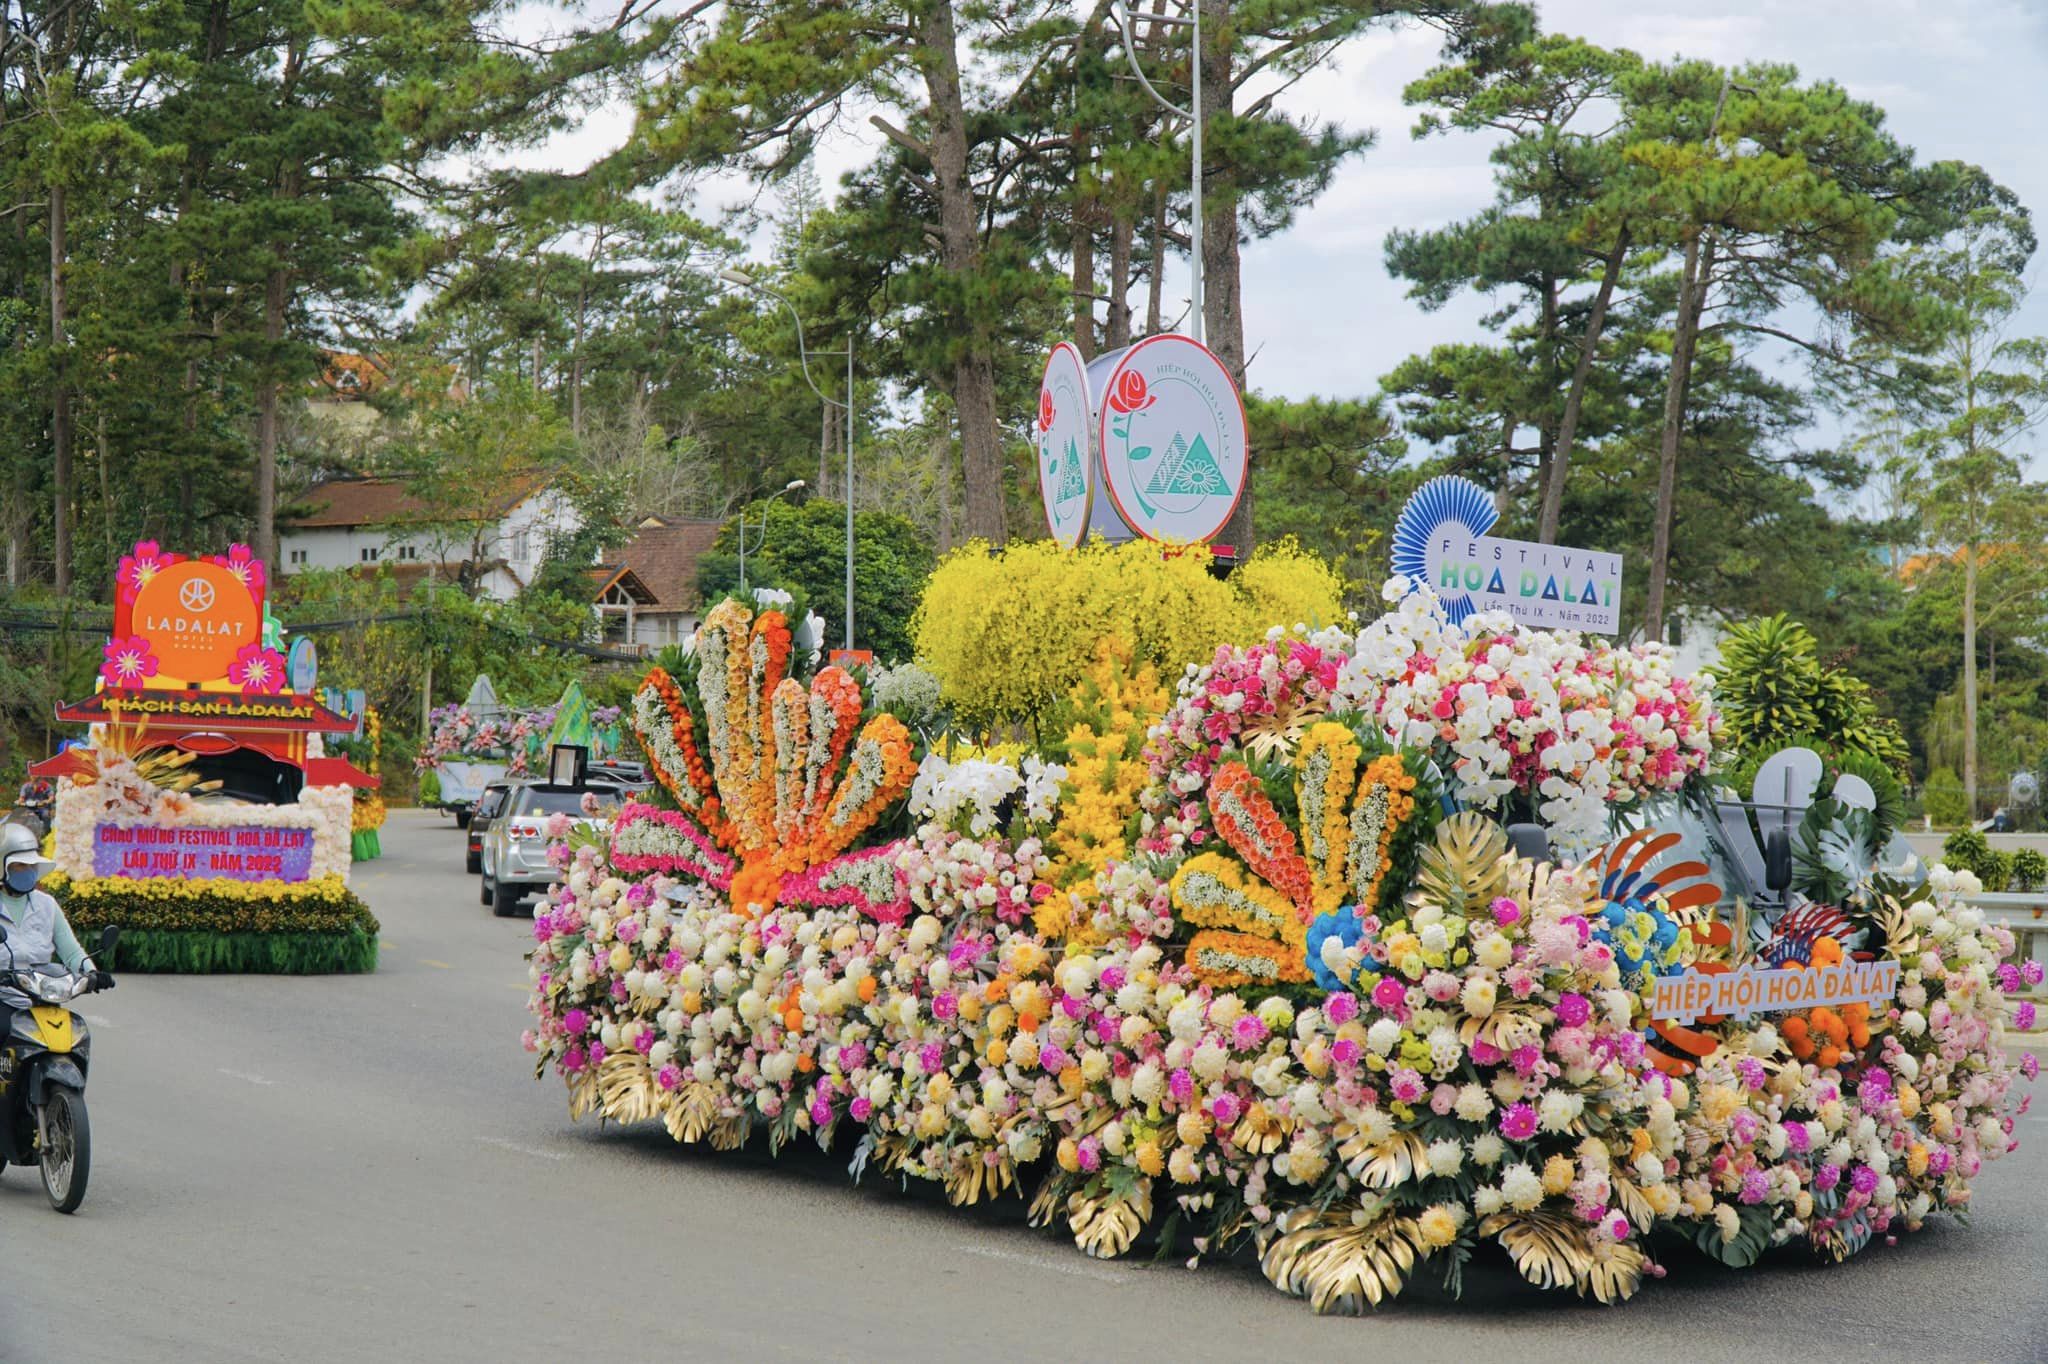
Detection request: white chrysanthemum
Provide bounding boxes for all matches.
[1366,1018,1403,1057]
[1501,1162,1544,1211]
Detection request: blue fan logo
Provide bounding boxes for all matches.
[1389,476,1498,623]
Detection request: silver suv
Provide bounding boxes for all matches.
[479,781,625,916]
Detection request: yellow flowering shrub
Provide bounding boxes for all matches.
[1036,641,1171,943]
[914,538,1346,731]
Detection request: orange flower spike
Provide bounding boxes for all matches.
[856,976,878,1004]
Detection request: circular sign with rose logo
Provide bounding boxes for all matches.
[1096,333,1247,544]
[1036,342,1095,548]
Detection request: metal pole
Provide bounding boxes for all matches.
[1112,2,1201,341]
[1189,0,1203,344]
[844,338,855,653]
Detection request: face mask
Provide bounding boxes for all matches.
[3,866,39,895]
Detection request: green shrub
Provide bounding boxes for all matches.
[1924,769,1970,828]
[1982,851,2013,893]
[2009,847,2047,893]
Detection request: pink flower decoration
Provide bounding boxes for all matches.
[100,635,160,687]
[117,539,175,601]
[212,542,268,592]
[227,642,287,693]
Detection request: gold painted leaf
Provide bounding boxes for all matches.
[1340,1129,1429,1190]
[1233,1101,1292,1156]
[1412,812,1510,915]
[664,1081,721,1144]
[1580,1237,1647,1304]
[1479,1209,1644,1303]
[1480,1209,1588,1293]
[707,1115,749,1151]
[1068,1181,1153,1260]
[1259,1206,1424,1315]
[944,1155,1015,1207]
[597,1052,662,1125]
[566,1068,599,1121]
[1027,1174,1069,1229]
[1609,1177,1656,1232]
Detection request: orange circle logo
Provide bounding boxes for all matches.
[130,561,260,684]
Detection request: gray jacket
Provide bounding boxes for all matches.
[0,887,91,975]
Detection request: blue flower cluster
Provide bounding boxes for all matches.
[1305,908,1367,991]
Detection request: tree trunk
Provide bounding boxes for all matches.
[1198,0,1251,560]
[1107,207,1133,350]
[255,265,287,567]
[1644,231,1709,639]
[920,0,1005,545]
[50,183,72,596]
[1540,225,1629,544]
[1963,541,1979,819]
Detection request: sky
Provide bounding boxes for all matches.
[503,0,2048,450]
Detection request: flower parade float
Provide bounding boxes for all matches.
[31,542,381,974]
[523,586,2038,1314]
[418,675,624,820]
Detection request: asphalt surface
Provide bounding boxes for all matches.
[5,808,2046,1363]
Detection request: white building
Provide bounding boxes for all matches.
[280,473,581,602]
[586,515,723,652]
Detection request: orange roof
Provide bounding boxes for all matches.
[288,472,553,529]
[595,516,722,611]
[314,351,390,400]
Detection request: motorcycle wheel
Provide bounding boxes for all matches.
[39,1086,90,1214]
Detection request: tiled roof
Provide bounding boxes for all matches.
[288,472,551,529]
[596,516,722,611]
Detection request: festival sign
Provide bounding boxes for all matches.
[107,541,274,691]
[1036,342,1096,548]
[91,821,317,882]
[1095,334,1247,545]
[1391,475,1622,633]
[1651,958,1899,1025]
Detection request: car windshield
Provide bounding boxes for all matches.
[476,788,509,818]
[516,787,593,816]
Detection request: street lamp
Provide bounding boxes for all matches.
[721,267,858,652]
[737,479,806,594]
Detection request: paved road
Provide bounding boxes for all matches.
[6,809,2046,1363]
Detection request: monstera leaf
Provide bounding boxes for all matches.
[1793,798,1878,906]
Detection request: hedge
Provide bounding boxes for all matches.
[46,873,380,975]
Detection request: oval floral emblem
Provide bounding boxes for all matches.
[1097,334,1247,543]
[1036,342,1095,549]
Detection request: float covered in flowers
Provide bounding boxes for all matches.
[33,541,379,973]
[524,584,2036,1313]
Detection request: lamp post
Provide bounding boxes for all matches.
[737,478,806,594]
[1111,0,1201,343]
[720,267,858,652]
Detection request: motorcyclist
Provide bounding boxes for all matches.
[0,823,111,1023]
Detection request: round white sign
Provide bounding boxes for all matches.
[1036,343,1095,548]
[1096,334,1247,544]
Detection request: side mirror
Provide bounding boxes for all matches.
[1764,830,1794,893]
[98,925,120,956]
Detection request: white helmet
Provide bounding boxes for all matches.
[1,822,53,883]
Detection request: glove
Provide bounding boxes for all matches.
[86,970,116,992]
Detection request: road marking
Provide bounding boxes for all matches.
[219,1068,277,1087]
[420,959,453,969]
[381,941,396,949]
[477,1136,567,1161]
[952,1240,1132,1285]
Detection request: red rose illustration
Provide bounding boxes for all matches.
[1107,369,1154,415]
[1038,389,1055,432]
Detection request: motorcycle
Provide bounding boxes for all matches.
[0,926,117,1212]
[9,780,54,840]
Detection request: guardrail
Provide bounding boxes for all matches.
[1964,892,2048,985]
